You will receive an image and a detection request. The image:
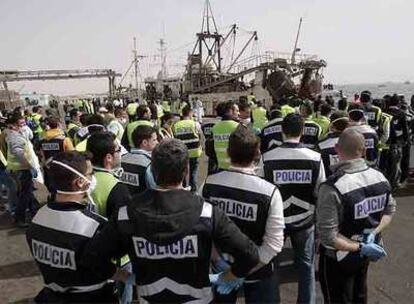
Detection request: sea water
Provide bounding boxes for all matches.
[336,82,414,101]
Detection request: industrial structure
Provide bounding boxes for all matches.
[0,69,121,109]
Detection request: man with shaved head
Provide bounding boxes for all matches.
[317,128,396,304]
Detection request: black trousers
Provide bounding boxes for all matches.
[379,146,402,190]
[319,250,369,304]
[400,144,411,182]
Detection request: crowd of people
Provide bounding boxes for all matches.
[0,89,410,303]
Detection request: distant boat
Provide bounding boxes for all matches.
[404,80,411,85]
[378,84,386,88]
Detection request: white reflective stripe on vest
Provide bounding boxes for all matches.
[215,147,227,152]
[283,195,315,211]
[283,195,315,224]
[138,277,213,304]
[45,281,109,293]
[284,210,314,224]
[181,138,200,144]
[268,139,282,147]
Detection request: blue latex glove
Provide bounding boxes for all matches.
[360,243,387,260]
[209,273,221,285]
[30,168,38,178]
[216,278,244,295]
[211,258,231,273]
[364,232,376,244]
[209,273,244,295]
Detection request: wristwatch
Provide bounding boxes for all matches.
[358,242,363,251]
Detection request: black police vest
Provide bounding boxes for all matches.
[318,133,340,177]
[388,106,407,144]
[362,104,380,130]
[26,203,111,295]
[301,121,321,150]
[348,125,379,164]
[202,170,276,280]
[202,170,275,245]
[120,150,151,195]
[326,167,390,239]
[40,136,65,161]
[263,143,322,231]
[260,118,283,153]
[116,193,214,303]
[201,122,215,140]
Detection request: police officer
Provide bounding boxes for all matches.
[317,111,349,177]
[121,105,154,151]
[317,129,396,304]
[260,105,284,153]
[251,100,268,130]
[126,99,139,122]
[158,112,175,141]
[247,92,256,107]
[120,125,158,195]
[81,139,261,303]
[29,105,44,141]
[377,101,392,176]
[75,114,106,152]
[200,126,285,303]
[203,103,225,174]
[40,116,74,198]
[279,97,295,117]
[173,105,203,191]
[300,100,322,150]
[259,113,326,304]
[313,102,331,138]
[106,106,125,142]
[348,105,380,166]
[66,108,82,144]
[385,94,410,188]
[360,90,382,131]
[399,101,412,185]
[87,132,130,218]
[6,112,39,228]
[238,102,252,126]
[212,101,240,170]
[26,151,123,303]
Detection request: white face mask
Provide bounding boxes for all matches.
[241,117,251,125]
[52,160,96,196]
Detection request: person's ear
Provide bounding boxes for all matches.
[104,153,113,166]
[254,146,261,162]
[74,176,86,190]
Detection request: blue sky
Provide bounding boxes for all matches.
[1,0,412,95]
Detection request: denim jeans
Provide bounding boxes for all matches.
[214,267,280,303]
[0,170,18,214]
[11,170,39,223]
[288,225,316,304]
[188,157,199,192]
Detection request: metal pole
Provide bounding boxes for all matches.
[291,17,303,65]
[133,37,139,90]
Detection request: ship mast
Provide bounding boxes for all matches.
[133,37,139,89]
[158,38,168,79]
[291,17,303,65]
